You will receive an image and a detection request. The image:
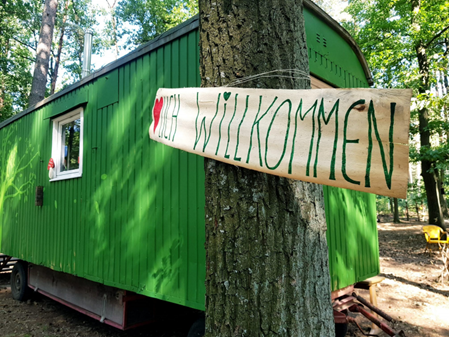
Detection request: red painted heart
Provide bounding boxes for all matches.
[153,97,164,133]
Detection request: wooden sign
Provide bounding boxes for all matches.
[149,87,412,198]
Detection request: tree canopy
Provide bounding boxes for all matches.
[344,0,449,226]
[0,0,199,121]
[116,0,198,47]
[0,0,41,120]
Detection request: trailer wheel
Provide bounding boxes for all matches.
[10,261,30,301]
[335,323,348,337]
[187,315,205,337]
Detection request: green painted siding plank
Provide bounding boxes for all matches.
[163,43,172,297]
[120,64,128,287]
[135,56,144,291]
[139,53,150,288]
[178,35,189,296]
[147,51,157,294]
[171,39,181,292]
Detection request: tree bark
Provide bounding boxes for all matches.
[406,200,409,222]
[199,0,334,336]
[393,198,400,223]
[415,41,444,228]
[50,0,69,95]
[415,202,421,222]
[28,0,58,107]
[0,39,7,115]
[438,169,448,218]
[106,0,119,59]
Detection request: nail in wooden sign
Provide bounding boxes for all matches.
[149,87,412,198]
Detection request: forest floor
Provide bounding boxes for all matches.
[347,217,449,337]
[0,217,448,337]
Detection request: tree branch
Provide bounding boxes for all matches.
[13,54,36,63]
[426,25,449,49]
[10,36,36,51]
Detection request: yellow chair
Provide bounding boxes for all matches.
[423,225,449,252]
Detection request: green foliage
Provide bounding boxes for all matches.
[376,195,391,214]
[343,0,449,90]
[53,0,104,87]
[116,0,198,47]
[1,0,199,117]
[0,0,42,120]
[345,0,449,213]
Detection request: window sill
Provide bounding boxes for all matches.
[50,172,82,182]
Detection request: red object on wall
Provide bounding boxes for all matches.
[47,158,55,170]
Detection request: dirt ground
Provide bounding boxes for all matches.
[347,217,449,337]
[0,218,448,337]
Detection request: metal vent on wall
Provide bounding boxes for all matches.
[316,33,327,48]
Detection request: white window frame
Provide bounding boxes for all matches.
[50,107,84,182]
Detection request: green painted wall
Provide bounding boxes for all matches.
[304,8,369,89]
[0,12,378,312]
[0,30,206,310]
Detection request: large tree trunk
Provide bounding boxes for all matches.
[416,42,444,229]
[199,1,334,336]
[28,0,58,107]
[50,0,69,95]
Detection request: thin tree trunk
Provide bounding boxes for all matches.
[28,0,58,107]
[438,169,448,218]
[406,200,410,221]
[411,0,445,229]
[199,0,334,336]
[416,41,444,229]
[390,197,394,215]
[50,0,69,95]
[393,198,400,223]
[106,0,118,59]
[112,16,118,58]
[0,39,7,114]
[415,202,421,222]
[0,38,10,119]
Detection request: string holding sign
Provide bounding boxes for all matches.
[149,87,412,199]
[222,69,311,87]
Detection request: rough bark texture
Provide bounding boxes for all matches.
[416,42,444,229]
[28,0,58,107]
[50,0,69,95]
[438,169,448,218]
[405,200,409,221]
[199,1,334,336]
[393,198,400,223]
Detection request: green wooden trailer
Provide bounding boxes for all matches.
[0,0,378,334]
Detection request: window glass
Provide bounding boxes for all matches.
[60,119,81,172]
[50,107,83,181]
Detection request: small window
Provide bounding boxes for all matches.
[50,107,84,181]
